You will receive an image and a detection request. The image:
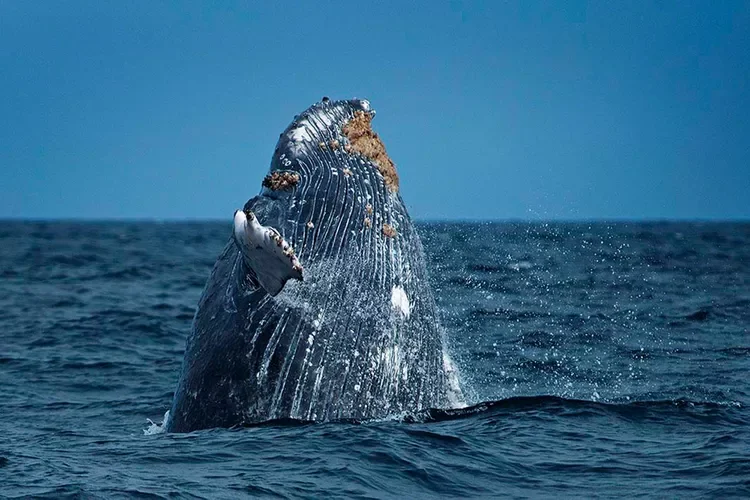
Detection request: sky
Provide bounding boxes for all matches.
[1,1,748,220]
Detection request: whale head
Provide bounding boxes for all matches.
[166,97,461,432]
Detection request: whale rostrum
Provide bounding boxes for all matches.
[166,98,463,432]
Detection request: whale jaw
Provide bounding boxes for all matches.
[232,209,303,296]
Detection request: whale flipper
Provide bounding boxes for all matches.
[232,209,303,296]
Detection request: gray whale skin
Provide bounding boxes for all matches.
[167,98,462,432]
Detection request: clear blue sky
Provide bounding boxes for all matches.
[2,1,748,220]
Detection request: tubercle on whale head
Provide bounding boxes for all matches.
[274,97,398,192]
[342,109,399,192]
[382,223,397,238]
[262,171,300,191]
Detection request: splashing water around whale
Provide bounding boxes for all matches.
[166,98,464,432]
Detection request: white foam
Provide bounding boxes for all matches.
[143,410,170,435]
[443,352,467,409]
[508,261,533,271]
[381,344,402,378]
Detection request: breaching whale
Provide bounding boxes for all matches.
[166,98,462,432]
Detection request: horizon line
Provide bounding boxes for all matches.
[1,216,748,224]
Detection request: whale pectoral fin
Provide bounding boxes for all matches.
[233,209,303,297]
[243,265,261,291]
[249,239,304,296]
[254,265,300,297]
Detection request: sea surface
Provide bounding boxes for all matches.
[1,221,748,498]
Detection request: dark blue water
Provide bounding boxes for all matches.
[1,221,748,498]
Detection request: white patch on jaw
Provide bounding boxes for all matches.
[284,121,314,154]
[289,125,312,143]
[390,285,410,319]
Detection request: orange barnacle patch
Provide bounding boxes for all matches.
[382,223,397,238]
[263,171,300,191]
[364,217,372,228]
[342,110,399,192]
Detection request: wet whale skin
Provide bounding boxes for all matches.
[167,99,453,432]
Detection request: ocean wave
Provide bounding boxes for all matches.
[155,396,745,433]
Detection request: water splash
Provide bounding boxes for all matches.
[143,410,170,436]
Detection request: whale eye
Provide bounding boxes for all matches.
[244,209,255,220]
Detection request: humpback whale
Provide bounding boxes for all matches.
[167,98,462,432]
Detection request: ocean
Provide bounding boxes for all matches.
[1,221,748,498]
